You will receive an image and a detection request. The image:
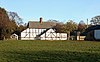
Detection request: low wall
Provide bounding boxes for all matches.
[77,36,86,40]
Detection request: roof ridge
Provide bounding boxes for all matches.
[28,21,56,29]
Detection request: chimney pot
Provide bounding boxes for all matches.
[40,17,42,23]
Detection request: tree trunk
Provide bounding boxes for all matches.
[3,36,5,40]
[67,31,70,40]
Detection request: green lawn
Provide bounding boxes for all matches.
[0,40,100,62]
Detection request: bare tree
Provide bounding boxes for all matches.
[8,12,23,26]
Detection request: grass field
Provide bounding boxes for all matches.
[0,40,100,62]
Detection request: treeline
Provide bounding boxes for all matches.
[51,20,86,40]
[0,7,26,40]
[0,7,86,40]
[0,7,100,40]
[48,15,100,39]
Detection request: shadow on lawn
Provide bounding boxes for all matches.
[2,51,100,62]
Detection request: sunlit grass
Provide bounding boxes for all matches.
[0,40,100,62]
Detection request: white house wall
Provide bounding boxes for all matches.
[21,28,46,40]
[21,28,67,40]
[45,29,56,38]
[40,29,67,40]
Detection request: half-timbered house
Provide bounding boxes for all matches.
[21,18,67,40]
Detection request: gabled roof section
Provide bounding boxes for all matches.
[81,25,100,36]
[27,21,56,29]
[38,28,50,36]
[85,25,100,32]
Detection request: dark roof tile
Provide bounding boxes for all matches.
[28,21,56,29]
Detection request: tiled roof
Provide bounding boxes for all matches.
[28,21,56,29]
[85,25,100,32]
[82,25,100,36]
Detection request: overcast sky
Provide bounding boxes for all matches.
[1,0,100,23]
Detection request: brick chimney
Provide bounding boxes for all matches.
[40,17,42,24]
